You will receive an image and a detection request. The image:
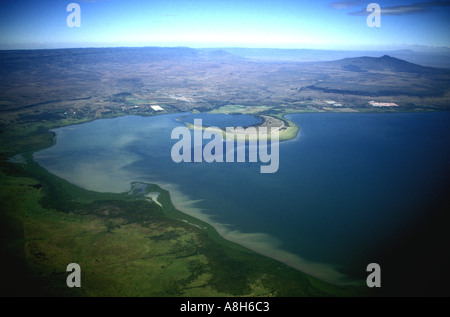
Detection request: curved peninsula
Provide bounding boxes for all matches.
[182,113,299,142]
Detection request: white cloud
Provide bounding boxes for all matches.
[331,0,450,16]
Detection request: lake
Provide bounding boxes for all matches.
[34,111,450,284]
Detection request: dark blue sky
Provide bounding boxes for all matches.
[0,0,449,49]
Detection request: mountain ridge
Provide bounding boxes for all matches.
[329,54,442,73]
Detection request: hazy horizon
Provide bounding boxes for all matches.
[1,0,449,50]
[1,44,449,51]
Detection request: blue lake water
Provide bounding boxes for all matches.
[34,111,450,284]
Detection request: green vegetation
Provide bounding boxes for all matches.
[0,119,363,297]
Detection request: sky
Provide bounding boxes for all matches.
[0,0,449,50]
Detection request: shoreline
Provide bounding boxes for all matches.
[3,155,362,295]
[31,151,358,287]
[31,142,354,286]
[156,180,358,286]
